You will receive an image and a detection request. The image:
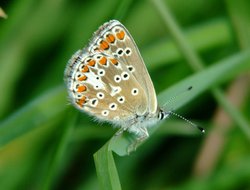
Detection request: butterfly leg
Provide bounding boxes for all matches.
[127,126,149,154]
[115,118,137,136]
[115,125,130,136]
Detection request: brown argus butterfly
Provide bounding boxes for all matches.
[64,20,188,153]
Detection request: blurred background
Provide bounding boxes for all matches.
[0,0,250,189]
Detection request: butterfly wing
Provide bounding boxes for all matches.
[87,20,158,114]
[64,49,148,125]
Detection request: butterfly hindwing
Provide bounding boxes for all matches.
[64,49,148,124]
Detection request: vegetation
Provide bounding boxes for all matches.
[0,0,249,189]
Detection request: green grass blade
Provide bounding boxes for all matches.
[143,18,233,69]
[0,86,67,147]
[226,0,250,48]
[212,88,250,139]
[172,156,250,190]
[151,0,204,71]
[94,142,122,190]
[0,0,68,118]
[152,0,250,140]
[157,50,250,108]
[113,0,134,21]
[224,0,250,139]
[42,109,77,190]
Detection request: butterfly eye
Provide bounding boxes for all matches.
[158,111,165,120]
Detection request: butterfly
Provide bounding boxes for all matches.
[64,20,173,153]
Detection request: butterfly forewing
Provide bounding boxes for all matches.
[88,20,158,114]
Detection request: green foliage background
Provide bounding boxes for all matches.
[0,0,250,189]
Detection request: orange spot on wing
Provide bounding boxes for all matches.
[110,58,118,65]
[78,75,87,81]
[77,85,87,92]
[82,66,89,72]
[99,56,107,65]
[116,30,125,40]
[76,96,86,107]
[100,40,109,50]
[87,59,96,66]
[106,34,115,43]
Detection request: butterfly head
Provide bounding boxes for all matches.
[157,108,170,121]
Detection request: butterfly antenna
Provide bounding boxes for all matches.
[163,86,193,108]
[168,110,205,133]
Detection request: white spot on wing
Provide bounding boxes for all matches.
[102,110,109,116]
[97,92,105,99]
[131,88,139,96]
[85,71,105,90]
[127,65,135,72]
[114,75,121,83]
[90,98,98,107]
[97,69,105,76]
[117,96,125,104]
[109,103,117,110]
[124,48,132,56]
[109,84,121,97]
[121,72,129,80]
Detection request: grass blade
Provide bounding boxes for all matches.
[0,86,67,147]
[94,142,122,190]
[42,109,77,190]
[152,0,250,140]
